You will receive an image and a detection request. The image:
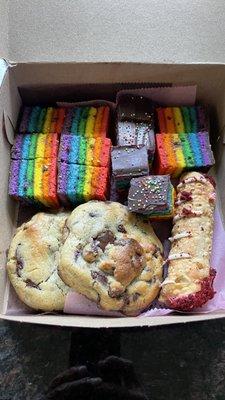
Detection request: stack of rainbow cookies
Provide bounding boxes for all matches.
[9,133,59,207]
[9,105,111,207]
[155,106,214,177]
[19,105,109,137]
[57,135,111,205]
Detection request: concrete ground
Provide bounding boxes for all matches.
[1,319,225,399]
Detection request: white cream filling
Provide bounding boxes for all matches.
[161,279,176,287]
[167,252,191,261]
[168,231,192,242]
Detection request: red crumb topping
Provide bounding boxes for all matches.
[181,207,197,217]
[166,268,216,311]
[179,191,193,202]
[204,175,216,188]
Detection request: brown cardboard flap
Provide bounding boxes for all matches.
[4,0,225,64]
[0,0,8,60]
[1,311,225,328]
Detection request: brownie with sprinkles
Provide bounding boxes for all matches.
[116,94,155,166]
[111,145,149,191]
[117,94,154,123]
[128,175,175,219]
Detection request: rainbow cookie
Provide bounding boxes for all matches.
[128,175,175,219]
[58,135,111,167]
[9,132,59,207]
[155,132,215,177]
[57,163,109,205]
[18,105,110,137]
[61,106,110,137]
[156,106,209,134]
[18,106,66,134]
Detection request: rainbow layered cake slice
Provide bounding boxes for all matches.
[156,106,209,134]
[117,95,155,166]
[57,131,111,205]
[9,132,59,207]
[58,135,111,167]
[57,163,109,205]
[155,132,215,177]
[128,175,175,219]
[61,106,110,137]
[19,107,66,134]
[111,145,149,192]
[18,104,111,137]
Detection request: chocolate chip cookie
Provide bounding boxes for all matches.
[59,201,163,315]
[7,212,70,311]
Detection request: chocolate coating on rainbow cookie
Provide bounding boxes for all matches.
[111,145,149,182]
[128,175,174,218]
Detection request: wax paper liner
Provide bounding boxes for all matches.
[64,204,225,317]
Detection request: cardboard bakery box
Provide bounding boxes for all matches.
[1,61,225,328]
[1,2,225,328]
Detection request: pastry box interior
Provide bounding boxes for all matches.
[0,60,225,328]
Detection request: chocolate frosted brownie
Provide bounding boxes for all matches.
[116,94,155,165]
[117,94,154,123]
[111,146,149,191]
[128,175,175,219]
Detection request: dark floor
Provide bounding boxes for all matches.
[1,319,225,400]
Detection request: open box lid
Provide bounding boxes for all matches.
[1,0,225,64]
